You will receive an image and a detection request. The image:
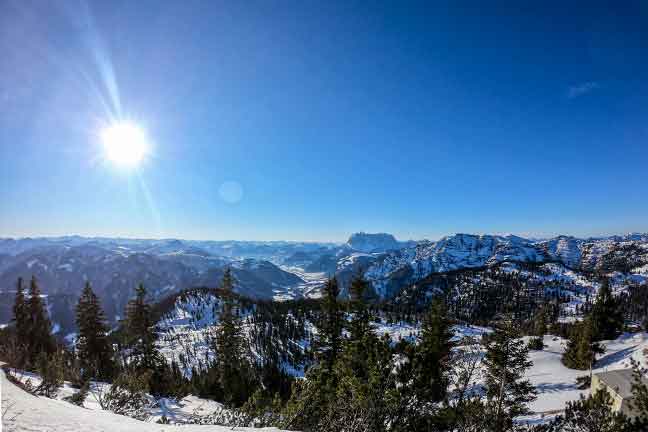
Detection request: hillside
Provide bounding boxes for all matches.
[0,367,287,432]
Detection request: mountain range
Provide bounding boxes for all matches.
[0,232,646,334]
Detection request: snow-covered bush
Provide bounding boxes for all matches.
[527,336,545,351]
[34,351,65,398]
[64,380,90,406]
[94,370,153,421]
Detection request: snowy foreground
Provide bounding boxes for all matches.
[0,369,287,432]
[3,331,648,430]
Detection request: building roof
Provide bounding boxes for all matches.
[596,369,648,399]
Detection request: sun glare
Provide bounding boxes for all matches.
[101,122,148,167]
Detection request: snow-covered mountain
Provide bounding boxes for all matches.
[0,237,341,263]
[340,233,648,299]
[0,242,309,332]
[1,232,647,330]
[345,232,401,253]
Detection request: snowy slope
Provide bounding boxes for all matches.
[155,289,313,377]
[538,236,583,268]
[155,288,494,379]
[488,333,648,417]
[0,368,287,432]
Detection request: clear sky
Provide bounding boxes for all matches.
[1,1,647,242]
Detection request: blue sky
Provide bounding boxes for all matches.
[1,1,647,242]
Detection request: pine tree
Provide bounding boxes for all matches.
[11,277,29,368]
[412,297,454,404]
[12,277,28,338]
[344,275,373,378]
[125,283,159,370]
[591,278,624,341]
[282,277,344,430]
[76,282,115,380]
[629,359,648,428]
[562,316,604,371]
[65,380,90,406]
[549,390,633,432]
[533,305,547,337]
[214,268,251,407]
[527,305,547,350]
[35,349,65,398]
[482,318,536,432]
[124,282,172,397]
[335,275,394,427]
[327,335,395,432]
[348,275,371,339]
[26,276,56,367]
[315,277,344,373]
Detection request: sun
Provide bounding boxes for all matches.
[100,122,148,167]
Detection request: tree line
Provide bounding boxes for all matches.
[2,269,648,431]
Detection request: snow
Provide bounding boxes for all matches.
[57,263,73,272]
[452,324,492,341]
[156,293,226,375]
[362,234,548,299]
[374,321,419,343]
[524,336,589,414]
[150,395,225,423]
[274,267,327,300]
[4,326,648,430]
[0,368,287,432]
[372,322,492,346]
[524,333,648,415]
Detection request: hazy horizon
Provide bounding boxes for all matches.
[2,229,647,244]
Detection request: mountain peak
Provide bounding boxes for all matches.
[346,232,400,253]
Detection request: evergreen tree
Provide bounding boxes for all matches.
[11,277,29,368]
[327,334,395,432]
[344,274,373,377]
[76,281,115,380]
[562,316,604,371]
[482,318,536,432]
[125,283,159,370]
[527,336,545,351]
[213,268,252,407]
[316,277,344,373]
[325,275,400,431]
[65,380,90,406]
[629,358,648,428]
[35,349,65,398]
[12,277,28,339]
[591,278,624,341]
[528,305,547,350]
[547,390,634,432]
[533,305,548,337]
[283,277,344,430]
[348,275,371,338]
[25,276,56,366]
[124,283,170,396]
[412,297,454,404]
